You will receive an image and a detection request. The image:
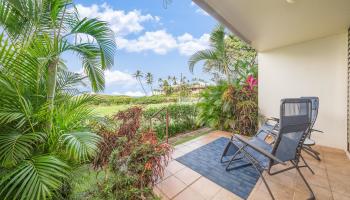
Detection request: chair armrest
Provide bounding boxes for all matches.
[233,135,286,165]
[311,129,323,133]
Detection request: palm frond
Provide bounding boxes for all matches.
[67,17,116,70]
[0,132,46,167]
[56,70,87,94]
[60,131,101,162]
[65,43,105,92]
[188,49,217,73]
[0,155,69,200]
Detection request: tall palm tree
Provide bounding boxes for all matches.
[145,72,154,95]
[133,70,147,95]
[0,0,116,132]
[172,76,177,85]
[158,78,163,89]
[188,24,232,80]
[0,32,101,199]
[0,0,115,198]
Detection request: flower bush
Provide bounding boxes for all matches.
[197,75,258,136]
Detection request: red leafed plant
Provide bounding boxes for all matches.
[92,107,143,170]
[91,106,173,199]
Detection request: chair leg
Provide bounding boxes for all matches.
[225,146,244,170]
[241,150,275,200]
[221,141,233,163]
[292,161,315,200]
[300,154,314,174]
[302,146,321,161]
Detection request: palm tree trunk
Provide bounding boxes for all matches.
[47,59,58,132]
[138,78,147,96]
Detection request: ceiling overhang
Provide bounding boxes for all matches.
[193,0,350,51]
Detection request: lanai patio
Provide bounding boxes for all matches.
[152,0,350,199]
[154,131,350,200]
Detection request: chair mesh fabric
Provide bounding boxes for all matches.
[300,97,319,130]
[272,99,312,163]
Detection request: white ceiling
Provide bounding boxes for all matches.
[194,0,350,51]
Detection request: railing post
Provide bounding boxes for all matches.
[166,109,169,143]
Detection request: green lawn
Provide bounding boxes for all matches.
[91,102,179,116]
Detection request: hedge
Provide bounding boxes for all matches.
[143,103,199,139]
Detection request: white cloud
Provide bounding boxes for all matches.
[117,30,177,54]
[177,33,210,56]
[112,91,145,97]
[75,3,210,56]
[75,3,160,36]
[104,70,137,85]
[117,31,209,56]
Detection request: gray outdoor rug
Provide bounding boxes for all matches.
[176,137,260,199]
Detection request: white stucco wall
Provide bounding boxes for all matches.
[258,32,348,150]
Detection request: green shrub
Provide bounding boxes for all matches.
[143,104,199,139]
[196,80,258,136]
[90,94,179,106]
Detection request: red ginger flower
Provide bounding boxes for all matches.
[246,75,257,90]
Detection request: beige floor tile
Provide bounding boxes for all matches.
[326,161,350,176]
[166,160,186,174]
[157,169,173,183]
[294,168,330,190]
[321,146,347,155]
[248,180,294,200]
[172,151,186,159]
[173,187,206,200]
[328,173,350,195]
[293,184,333,200]
[174,167,201,185]
[263,171,296,188]
[190,177,222,199]
[212,188,242,200]
[157,176,187,199]
[153,186,169,200]
[332,191,350,200]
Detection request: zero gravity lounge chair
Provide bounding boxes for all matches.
[221,98,315,200]
[263,97,322,160]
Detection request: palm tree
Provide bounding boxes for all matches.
[172,76,177,85]
[188,24,232,80]
[133,70,147,95]
[145,72,154,95]
[0,0,116,132]
[0,32,101,199]
[0,0,115,198]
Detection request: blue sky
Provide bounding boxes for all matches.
[64,0,217,96]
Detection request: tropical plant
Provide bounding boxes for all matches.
[134,70,147,95]
[145,72,154,95]
[189,25,232,80]
[0,36,101,199]
[143,104,199,139]
[172,76,177,85]
[0,0,116,132]
[86,107,172,200]
[189,24,257,82]
[196,77,258,135]
[0,0,116,198]
[161,79,172,96]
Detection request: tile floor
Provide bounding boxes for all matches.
[154,131,350,200]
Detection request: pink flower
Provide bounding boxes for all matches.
[246,75,257,90]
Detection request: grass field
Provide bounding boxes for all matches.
[91,102,181,116]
